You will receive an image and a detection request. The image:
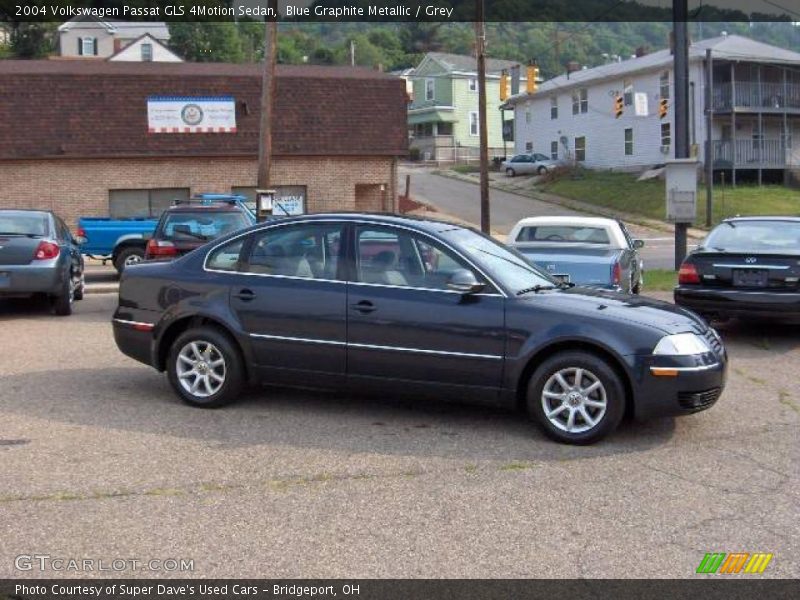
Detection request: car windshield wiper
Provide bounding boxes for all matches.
[516,284,558,296]
[0,231,43,237]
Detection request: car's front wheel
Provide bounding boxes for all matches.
[167,327,244,408]
[537,165,547,175]
[526,351,625,444]
[506,168,516,177]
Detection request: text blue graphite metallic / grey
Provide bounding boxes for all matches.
[113,213,727,444]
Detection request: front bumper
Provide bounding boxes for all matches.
[632,351,728,420]
[675,286,800,322]
[0,264,62,297]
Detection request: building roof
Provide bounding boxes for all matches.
[0,61,408,161]
[426,52,522,75]
[106,33,183,62]
[507,34,800,104]
[58,17,171,40]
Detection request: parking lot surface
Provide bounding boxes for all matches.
[0,294,798,578]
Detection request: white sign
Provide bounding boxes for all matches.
[634,92,649,117]
[273,187,306,216]
[147,96,237,133]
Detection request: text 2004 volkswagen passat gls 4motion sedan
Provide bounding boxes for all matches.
[113,214,726,444]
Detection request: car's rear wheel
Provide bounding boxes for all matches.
[73,270,85,301]
[537,165,547,175]
[52,276,74,316]
[114,246,145,274]
[506,168,516,177]
[167,327,244,408]
[526,351,625,444]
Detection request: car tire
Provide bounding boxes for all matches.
[73,270,85,301]
[506,168,516,177]
[537,165,547,175]
[526,351,625,445]
[167,326,244,409]
[114,246,145,274]
[52,276,74,316]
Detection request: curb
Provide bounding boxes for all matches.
[435,170,706,240]
[85,285,119,295]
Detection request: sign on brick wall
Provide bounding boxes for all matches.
[147,96,237,133]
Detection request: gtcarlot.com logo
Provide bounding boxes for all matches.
[696,552,773,574]
[15,554,194,573]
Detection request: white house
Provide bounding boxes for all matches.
[506,35,800,184]
[58,17,171,60]
[107,34,182,63]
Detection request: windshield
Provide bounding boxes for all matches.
[702,220,800,255]
[160,212,249,242]
[443,228,555,293]
[0,212,48,236]
[515,225,610,245]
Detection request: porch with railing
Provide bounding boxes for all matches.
[712,139,789,168]
[713,81,800,111]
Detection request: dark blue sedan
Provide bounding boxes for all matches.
[113,214,726,444]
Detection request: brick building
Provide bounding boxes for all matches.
[0,61,408,225]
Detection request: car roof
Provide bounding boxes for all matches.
[240,212,471,234]
[512,216,617,228]
[0,209,52,216]
[722,216,800,223]
[163,203,245,213]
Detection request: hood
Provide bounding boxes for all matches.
[520,286,707,335]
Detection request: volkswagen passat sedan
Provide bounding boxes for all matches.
[113,214,726,444]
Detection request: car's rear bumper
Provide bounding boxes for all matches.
[0,264,62,297]
[632,354,727,420]
[675,286,800,321]
[112,317,157,368]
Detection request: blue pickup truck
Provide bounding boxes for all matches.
[77,217,158,273]
[78,195,256,274]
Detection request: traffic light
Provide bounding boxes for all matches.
[659,98,669,119]
[500,69,509,101]
[614,94,624,118]
[526,61,539,94]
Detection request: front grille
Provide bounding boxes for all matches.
[678,387,722,411]
[703,328,724,356]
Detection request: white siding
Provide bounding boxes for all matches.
[515,61,708,169]
[109,36,182,62]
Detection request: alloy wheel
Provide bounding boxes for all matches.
[541,367,607,433]
[176,341,227,398]
[124,254,143,266]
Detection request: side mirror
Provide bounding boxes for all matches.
[446,269,486,294]
[74,235,87,245]
[633,239,645,249]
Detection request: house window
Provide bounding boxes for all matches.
[80,37,96,56]
[550,141,559,159]
[572,88,588,114]
[525,110,531,124]
[661,123,671,149]
[624,128,633,155]
[468,77,477,92]
[660,71,670,100]
[525,142,533,152]
[425,78,435,101]
[469,112,479,136]
[141,43,153,62]
[109,188,190,219]
[623,79,633,106]
[575,136,586,162]
[550,96,558,119]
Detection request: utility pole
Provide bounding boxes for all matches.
[705,47,714,227]
[257,0,279,220]
[350,40,356,67]
[476,0,490,234]
[673,0,690,268]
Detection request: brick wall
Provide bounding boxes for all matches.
[0,155,397,226]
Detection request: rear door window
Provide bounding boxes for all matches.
[246,223,344,280]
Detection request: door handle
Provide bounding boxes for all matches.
[234,289,256,301]
[350,300,376,314]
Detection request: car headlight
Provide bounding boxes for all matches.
[653,333,712,356]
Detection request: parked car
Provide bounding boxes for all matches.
[144,195,255,262]
[77,216,158,274]
[502,153,561,177]
[113,213,726,445]
[0,209,85,315]
[675,216,800,322]
[507,216,645,293]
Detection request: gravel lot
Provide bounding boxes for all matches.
[0,293,797,579]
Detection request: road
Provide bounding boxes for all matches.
[0,294,797,578]
[400,167,690,270]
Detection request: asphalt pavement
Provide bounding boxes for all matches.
[399,167,692,270]
[0,294,797,578]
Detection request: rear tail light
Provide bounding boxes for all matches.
[612,262,622,286]
[77,226,86,238]
[146,239,177,257]
[678,262,701,284]
[33,241,60,260]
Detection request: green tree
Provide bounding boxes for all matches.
[9,22,57,58]
[168,22,244,63]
